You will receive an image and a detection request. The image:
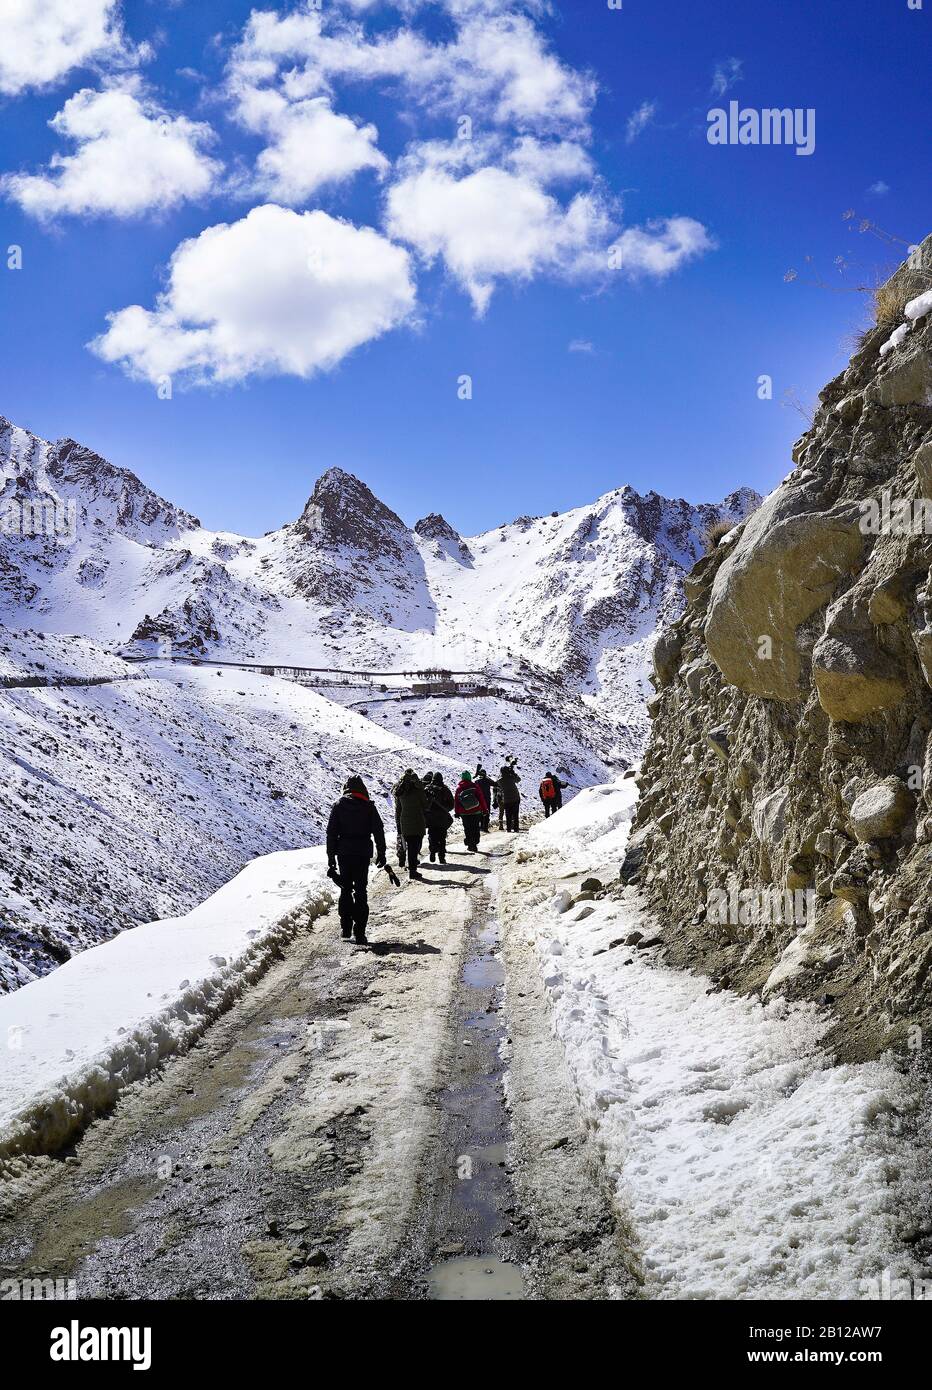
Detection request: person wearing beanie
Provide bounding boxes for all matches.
[326,776,387,946]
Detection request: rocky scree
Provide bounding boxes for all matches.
[630,238,932,1059]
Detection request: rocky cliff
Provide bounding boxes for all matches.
[629,239,932,1060]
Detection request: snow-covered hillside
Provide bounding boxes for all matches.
[0,657,465,991]
[0,414,758,748]
[0,412,758,991]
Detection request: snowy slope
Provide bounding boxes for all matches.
[0,658,463,992]
[499,778,927,1299]
[0,414,758,751]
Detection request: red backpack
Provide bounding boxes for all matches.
[540,777,556,800]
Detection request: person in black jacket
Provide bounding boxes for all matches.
[425,772,454,863]
[498,760,521,832]
[326,775,387,945]
[394,768,428,881]
[474,765,493,832]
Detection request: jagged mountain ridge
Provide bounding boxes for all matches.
[0,413,760,758]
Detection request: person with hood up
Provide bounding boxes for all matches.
[326,775,387,945]
[474,765,493,833]
[539,772,569,818]
[498,760,521,832]
[454,770,488,852]
[424,772,455,863]
[394,767,428,881]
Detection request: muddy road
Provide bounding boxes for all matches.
[0,834,633,1300]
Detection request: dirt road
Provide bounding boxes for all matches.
[0,833,633,1300]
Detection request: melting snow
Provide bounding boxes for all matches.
[0,847,332,1159]
[501,776,925,1299]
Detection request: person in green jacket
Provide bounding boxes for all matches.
[393,768,428,881]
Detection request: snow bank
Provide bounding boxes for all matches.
[523,773,639,860]
[535,909,919,1298]
[502,775,924,1299]
[0,848,332,1159]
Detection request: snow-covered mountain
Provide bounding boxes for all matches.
[0,415,758,747]
[0,413,758,990]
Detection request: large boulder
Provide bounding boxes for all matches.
[651,629,683,688]
[868,343,932,407]
[848,779,914,842]
[913,440,932,498]
[812,632,907,722]
[752,786,791,848]
[704,494,865,701]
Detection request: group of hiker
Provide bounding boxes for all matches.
[325,759,571,945]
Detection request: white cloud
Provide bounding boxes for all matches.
[507,136,594,185]
[385,161,613,313]
[608,217,715,278]
[214,3,719,320]
[443,13,596,130]
[625,99,657,144]
[711,57,743,97]
[867,180,890,196]
[0,0,141,97]
[2,86,221,220]
[235,91,387,204]
[229,5,596,136]
[568,338,594,353]
[90,204,416,385]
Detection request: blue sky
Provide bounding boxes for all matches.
[0,0,928,537]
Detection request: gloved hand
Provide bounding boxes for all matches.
[328,857,336,872]
[376,855,386,868]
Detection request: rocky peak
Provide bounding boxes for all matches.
[0,417,200,538]
[414,512,458,542]
[293,467,409,560]
[48,436,201,535]
[414,512,474,565]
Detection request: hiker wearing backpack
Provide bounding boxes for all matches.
[454,771,488,851]
[425,772,454,863]
[497,761,521,832]
[326,775,387,946]
[539,772,569,818]
[393,768,428,881]
[475,765,493,832]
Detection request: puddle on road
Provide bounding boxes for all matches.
[428,1255,525,1301]
[427,886,528,1301]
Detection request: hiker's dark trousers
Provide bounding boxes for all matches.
[542,800,556,818]
[337,854,369,938]
[479,812,490,832]
[462,814,482,850]
[405,834,423,877]
[504,802,520,832]
[427,826,447,861]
